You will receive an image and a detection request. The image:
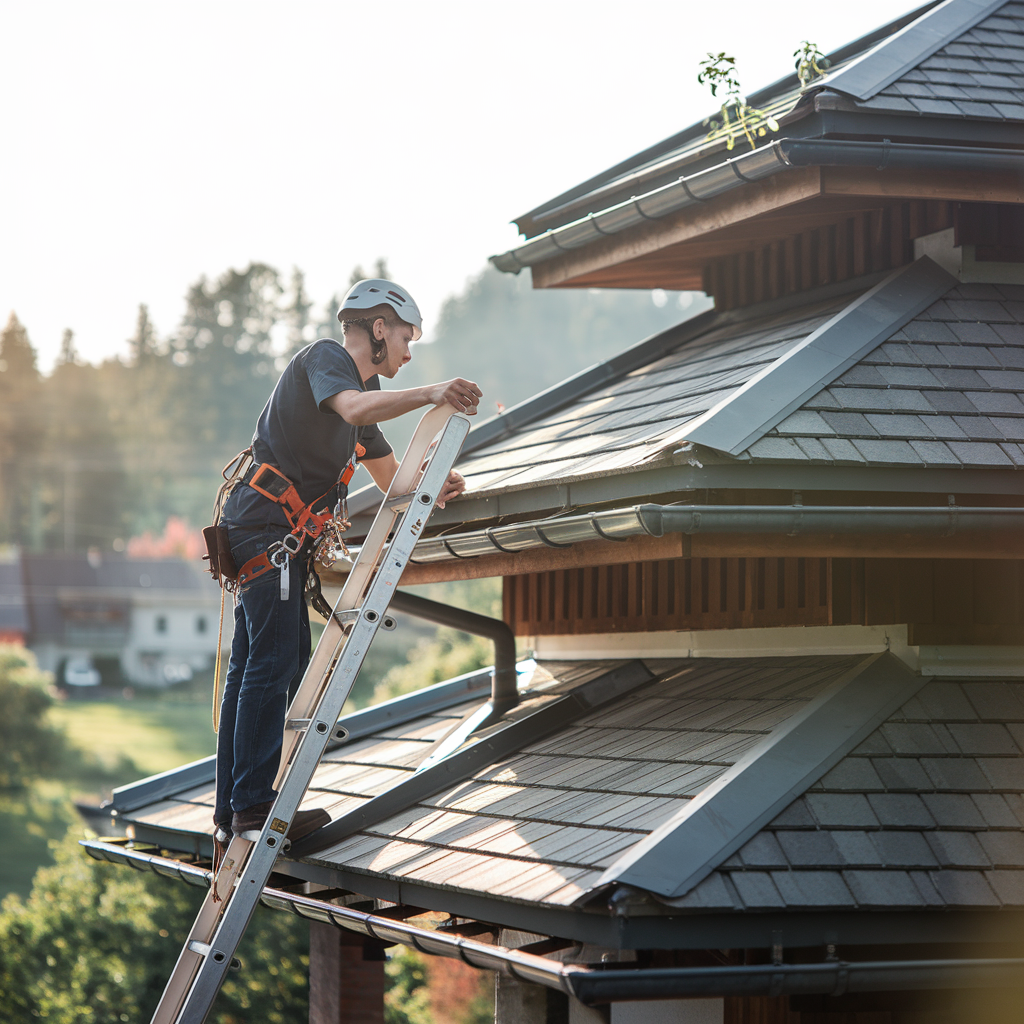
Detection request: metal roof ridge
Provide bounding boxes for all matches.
[665,257,957,458]
[585,652,925,902]
[814,0,1009,101]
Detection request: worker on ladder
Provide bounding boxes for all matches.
[212,279,482,853]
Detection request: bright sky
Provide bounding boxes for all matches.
[1,0,923,370]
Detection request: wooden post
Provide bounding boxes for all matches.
[309,922,384,1024]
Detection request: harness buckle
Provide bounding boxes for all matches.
[268,542,289,569]
[281,532,303,556]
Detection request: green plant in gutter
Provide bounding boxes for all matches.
[697,52,780,151]
[794,40,831,88]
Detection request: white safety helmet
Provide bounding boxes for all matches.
[337,279,423,341]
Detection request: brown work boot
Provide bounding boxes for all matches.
[231,800,330,843]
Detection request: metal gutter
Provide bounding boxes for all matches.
[590,653,924,901]
[407,503,1024,565]
[490,139,1024,274]
[110,668,494,814]
[81,839,1024,1003]
[389,591,518,715]
[514,3,938,237]
[673,258,956,456]
[815,0,1007,101]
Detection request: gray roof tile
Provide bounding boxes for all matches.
[977,831,1024,868]
[818,437,867,463]
[952,439,1017,464]
[927,870,1000,907]
[909,870,945,906]
[830,831,883,866]
[669,872,737,910]
[921,415,969,438]
[967,392,1024,415]
[902,320,958,344]
[990,418,1024,440]
[921,757,992,791]
[730,870,786,908]
[909,439,960,465]
[775,830,846,867]
[805,793,880,828]
[984,869,1024,905]
[948,321,1003,345]
[910,97,965,115]
[945,300,1016,323]
[951,415,1004,439]
[869,831,937,868]
[972,793,1022,828]
[872,757,933,790]
[947,723,1020,756]
[793,437,833,461]
[837,364,890,386]
[775,409,835,435]
[876,365,943,386]
[863,413,930,437]
[979,758,1024,789]
[980,368,1024,388]
[922,793,987,828]
[768,799,817,828]
[737,831,789,868]
[867,793,935,828]
[835,388,934,412]
[745,436,806,461]
[770,870,856,907]
[924,391,979,413]
[1001,442,1024,465]
[927,831,991,868]
[818,758,885,791]
[843,869,926,907]
[850,439,924,464]
[880,722,950,754]
[819,410,877,435]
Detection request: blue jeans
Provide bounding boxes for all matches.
[214,528,311,824]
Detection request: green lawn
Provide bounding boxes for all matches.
[49,695,218,780]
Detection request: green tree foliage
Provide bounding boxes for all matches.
[0,645,67,789]
[1,260,706,544]
[0,831,309,1023]
[371,628,493,706]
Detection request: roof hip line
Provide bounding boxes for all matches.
[669,257,957,457]
[586,651,925,902]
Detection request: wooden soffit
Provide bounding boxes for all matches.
[531,165,1024,291]
[318,528,1022,588]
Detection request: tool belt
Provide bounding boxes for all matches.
[203,444,365,608]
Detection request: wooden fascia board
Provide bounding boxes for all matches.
[319,529,1021,588]
[820,165,1024,204]
[530,167,823,289]
[531,166,1024,291]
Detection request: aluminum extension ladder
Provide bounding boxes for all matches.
[151,404,470,1024]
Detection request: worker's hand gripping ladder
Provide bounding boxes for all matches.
[150,405,470,1024]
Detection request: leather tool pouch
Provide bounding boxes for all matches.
[203,525,238,583]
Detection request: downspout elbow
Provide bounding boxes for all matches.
[388,591,519,716]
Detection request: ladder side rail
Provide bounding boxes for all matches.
[338,404,455,611]
[274,408,462,786]
[154,411,469,1024]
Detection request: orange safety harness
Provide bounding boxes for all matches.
[232,442,366,588]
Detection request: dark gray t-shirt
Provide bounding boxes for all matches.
[223,339,392,529]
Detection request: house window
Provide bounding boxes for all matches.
[196,616,207,634]
[156,616,167,634]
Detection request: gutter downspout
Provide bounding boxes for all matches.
[82,839,1024,1004]
[388,591,518,716]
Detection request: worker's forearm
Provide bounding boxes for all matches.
[329,387,429,426]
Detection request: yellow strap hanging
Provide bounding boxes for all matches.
[212,584,227,733]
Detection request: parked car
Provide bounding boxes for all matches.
[63,656,101,687]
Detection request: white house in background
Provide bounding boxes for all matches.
[22,551,226,687]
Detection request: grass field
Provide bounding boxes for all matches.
[49,694,218,780]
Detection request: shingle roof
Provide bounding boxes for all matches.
[836,1,1024,121]
[449,273,1024,506]
[123,655,1024,918]
[754,282,1024,468]
[704,675,1024,912]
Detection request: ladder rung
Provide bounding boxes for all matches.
[285,719,310,732]
[385,491,418,510]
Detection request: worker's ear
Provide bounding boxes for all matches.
[373,317,387,341]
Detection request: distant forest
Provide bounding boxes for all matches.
[0,264,708,551]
